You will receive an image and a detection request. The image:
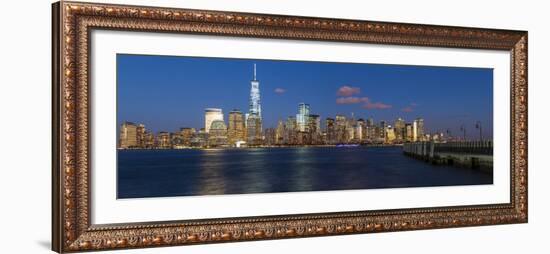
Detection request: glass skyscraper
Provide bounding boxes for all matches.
[249,64,261,118]
[247,64,262,145]
[296,103,310,132]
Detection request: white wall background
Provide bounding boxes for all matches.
[0,0,547,253]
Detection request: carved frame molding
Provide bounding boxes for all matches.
[52,1,528,252]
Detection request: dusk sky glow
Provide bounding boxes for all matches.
[117,54,493,140]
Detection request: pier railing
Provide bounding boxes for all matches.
[403,141,493,158]
[403,141,493,172]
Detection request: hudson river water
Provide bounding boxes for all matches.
[117,146,492,199]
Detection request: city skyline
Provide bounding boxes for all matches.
[118,112,433,149]
[117,54,493,140]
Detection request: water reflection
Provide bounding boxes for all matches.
[289,147,314,191]
[117,146,493,199]
[197,149,227,195]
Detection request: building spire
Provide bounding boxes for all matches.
[253,63,257,80]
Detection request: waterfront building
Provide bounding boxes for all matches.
[119,122,139,148]
[171,132,184,148]
[412,119,425,142]
[285,116,297,145]
[204,108,223,133]
[365,117,375,142]
[394,117,405,142]
[380,120,388,141]
[179,127,196,147]
[356,118,366,142]
[208,120,228,147]
[143,131,155,148]
[189,136,201,147]
[264,128,276,146]
[386,126,396,143]
[308,114,321,134]
[228,110,246,146]
[275,120,285,145]
[190,128,208,147]
[416,118,425,141]
[308,114,321,144]
[412,120,418,142]
[297,131,309,145]
[157,132,171,149]
[321,132,328,144]
[347,115,356,142]
[335,115,348,143]
[246,113,262,146]
[325,118,336,144]
[135,124,146,148]
[296,103,310,132]
[405,123,413,142]
[364,125,373,142]
[431,132,444,142]
[371,123,385,144]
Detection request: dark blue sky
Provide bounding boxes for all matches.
[117,54,493,139]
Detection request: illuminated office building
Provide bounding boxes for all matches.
[246,114,262,145]
[416,118,425,141]
[275,120,285,144]
[296,103,310,132]
[285,116,297,145]
[386,127,396,143]
[325,118,335,144]
[365,118,375,141]
[347,115,357,141]
[171,132,184,148]
[394,117,405,141]
[249,64,262,119]
[335,115,348,143]
[264,128,276,146]
[209,120,228,147]
[308,114,321,134]
[356,118,366,142]
[308,114,321,144]
[180,127,196,146]
[405,123,413,142]
[119,122,141,148]
[157,132,171,149]
[228,110,246,145]
[204,108,223,133]
[380,120,388,140]
[245,64,262,142]
[143,132,155,148]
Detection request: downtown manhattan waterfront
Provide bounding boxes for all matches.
[116,55,493,198]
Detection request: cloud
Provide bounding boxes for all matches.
[335,87,390,110]
[336,96,369,104]
[274,88,286,94]
[401,102,418,112]
[337,96,391,110]
[401,106,414,112]
[363,102,392,110]
[337,86,361,96]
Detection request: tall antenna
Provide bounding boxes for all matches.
[253,63,257,80]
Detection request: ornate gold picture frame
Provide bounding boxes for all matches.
[52,1,527,252]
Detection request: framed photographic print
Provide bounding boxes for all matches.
[52,1,528,252]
